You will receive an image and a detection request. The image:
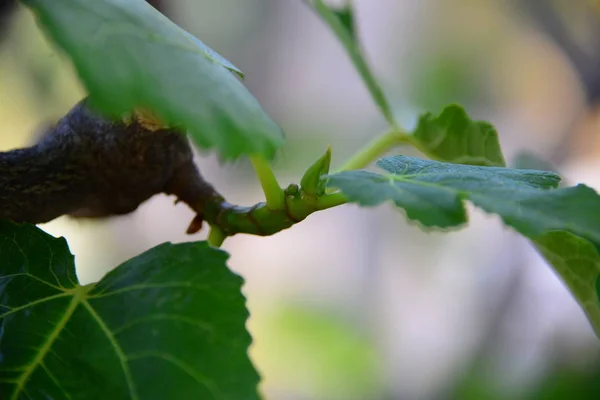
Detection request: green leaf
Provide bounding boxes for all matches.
[533,231,600,337]
[328,155,562,230]
[329,156,600,336]
[22,0,284,160]
[328,156,600,242]
[412,105,506,167]
[300,146,332,197]
[305,0,396,126]
[0,221,259,400]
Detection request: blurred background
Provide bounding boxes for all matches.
[1,0,600,398]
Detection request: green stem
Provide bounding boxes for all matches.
[250,155,285,209]
[207,225,226,247]
[304,0,397,127]
[336,129,412,172]
[202,190,348,237]
[316,192,348,210]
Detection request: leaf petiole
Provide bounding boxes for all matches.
[250,155,285,209]
[336,128,413,172]
[303,0,397,127]
[316,192,348,210]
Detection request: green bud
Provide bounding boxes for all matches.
[285,183,300,196]
[300,146,332,197]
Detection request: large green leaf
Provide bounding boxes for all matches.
[0,221,259,399]
[411,105,506,167]
[22,0,284,160]
[328,155,565,231]
[328,155,600,336]
[533,231,600,337]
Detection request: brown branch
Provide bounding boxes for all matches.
[0,98,221,230]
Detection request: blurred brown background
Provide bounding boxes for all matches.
[1,0,600,399]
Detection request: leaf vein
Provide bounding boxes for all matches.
[10,292,81,400]
[81,300,139,400]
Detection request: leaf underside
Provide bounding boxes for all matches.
[328,155,600,336]
[518,151,600,338]
[533,231,600,337]
[0,221,259,400]
[22,0,284,160]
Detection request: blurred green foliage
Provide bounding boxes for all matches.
[255,304,382,399]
